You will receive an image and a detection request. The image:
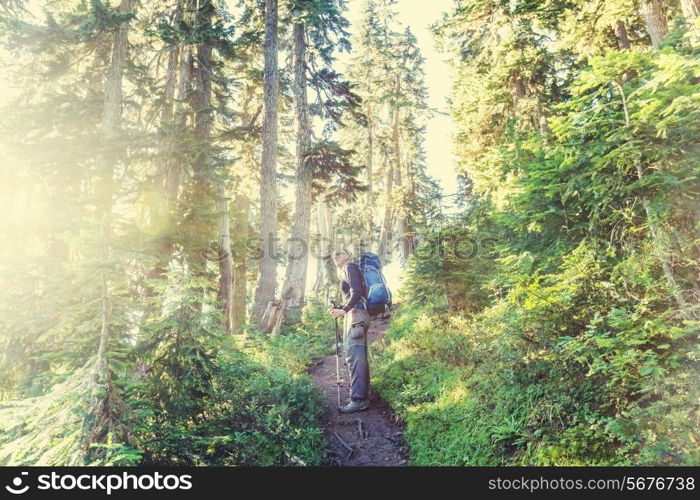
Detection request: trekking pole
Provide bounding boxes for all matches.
[331,300,342,414]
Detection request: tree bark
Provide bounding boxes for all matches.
[95,0,131,383]
[216,184,234,333]
[187,0,232,332]
[613,20,639,83]
[512,74,526,113]
[312,200,325,293]
[185,0,214,282]
[391,93,409,265]
[365,102,374,248]
[252,0,280,323]
[88,0,134,452]
[639,0,668,48]
[231,194,249,333]
[615,20,631,50]
[378,153,393,265]
[159,6,180,128]
[403,157,416,262]
[231,83,256,333]
[148,3,183,288]
[322,201,337,293]
[279,21,312,330]
[313,199,335,302]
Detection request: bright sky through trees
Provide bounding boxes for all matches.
[339,0,459,196]
[0,0,459,196]
[0,0,455,296]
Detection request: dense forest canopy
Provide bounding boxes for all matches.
[0,0,698,466]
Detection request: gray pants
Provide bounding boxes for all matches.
[343,308,371,401]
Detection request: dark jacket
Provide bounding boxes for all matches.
[340,262,366,312]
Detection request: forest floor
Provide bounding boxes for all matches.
[308,313,409,466]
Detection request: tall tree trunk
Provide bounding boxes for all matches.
[161,43,181,208]
[681,0,700,19]
[324,197,334,244]
[364,103,374,248]
[231,83,256,332]
[95,0,131,384]
[164,42,191,262]
[231,194,250,333]
[185,0,214,283]
[403,157,415,262]
[159,7,180,129]
[639,0,668,48]
[312,200,325,293]
[89,0,133,452]
[322,201,337,290]
[216,184,234,333]
[614,20,638,82]
[188,0,232,331]
[512,70,526,115]
[279,21,312,331]
[378,151,393,265]
[147,5,183,292]
[252,0,280,323]
[391,94,408,266]
[314,199,334,300]
[615,20,631,49]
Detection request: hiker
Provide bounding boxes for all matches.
[329,248,372,413]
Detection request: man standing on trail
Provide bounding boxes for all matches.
[329,248,372,413]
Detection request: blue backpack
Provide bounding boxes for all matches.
[359,252,392,316]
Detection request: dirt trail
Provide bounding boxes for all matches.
[308,313,409,466]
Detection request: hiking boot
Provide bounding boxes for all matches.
[339,399,370,414]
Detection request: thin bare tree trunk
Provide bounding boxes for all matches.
[403,157,416,262]
[231,194,249,333]
[365,103,374,247]
[639,0,668,48]
[391,95,408,265]
[252,0,279,323]
[173,39,192,175]
[161,44,181,206]
[378,152,393,265]
[217,184,234,333]
[280,21,312,331]
[231,81,257,332]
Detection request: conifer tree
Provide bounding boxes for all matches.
[252,0,280,323]
[278,0,358,329]
[91,0,134,445]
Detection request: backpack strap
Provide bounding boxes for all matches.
[343,262,368,309]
